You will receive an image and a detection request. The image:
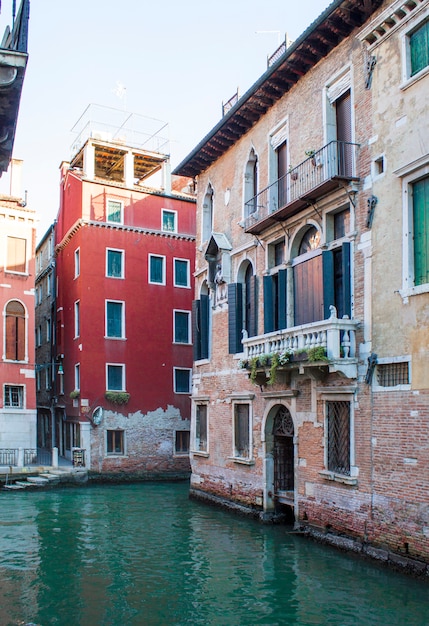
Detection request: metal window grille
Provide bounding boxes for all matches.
[234,404,249,458]
[327,401,350,475]
[376,362,409,387]
[196,405,207,451]
[4,385,23,408]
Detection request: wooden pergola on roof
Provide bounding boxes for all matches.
[173,0,384,179]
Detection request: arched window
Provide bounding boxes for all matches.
[244,149,258,218]
[5,300,26,361]
[202,184,213,243]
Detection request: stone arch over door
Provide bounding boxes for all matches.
[262,402,296,514]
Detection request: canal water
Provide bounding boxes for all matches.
[1,482,428,626]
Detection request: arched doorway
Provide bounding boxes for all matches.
[272,406,294,499]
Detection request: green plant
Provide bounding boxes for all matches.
[104,391,130,405]
[268,352,280,385]
[249,357,260,384]
[307,346,329,362]
[305,149,316,158]
[69,390,80,399]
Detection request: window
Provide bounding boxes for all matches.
[106,364,125,391]
[244,149,258,218]
[46,319,51,343]
[233,403,250,459]
[193,291,210,361]
[326,401,351,476]
[202,184,213,242]
[149,254,165,285]
[6,236,26,272]
[45,364,52,390]
[4,385,24,408]
[409,19,429,77]
[106,249,124,278]
[47,273,52,297]
[376,361,410,388]
[5,300,25,361]
[229,262,257,354]
[174,368,191,393]
[195,404,208,452]
[162,209,176,233]
[413,176,429,286]
[174,258,190,288]
[175,431,190,455]
[74,248,80,278]
[36,325,42,347]
[174,311,191,344]
[36,370,41,392]
[106,301,124,338]
[75,363,80,391]
[74,301,80,338]
[107,199,123,224]
[107,429,125,455]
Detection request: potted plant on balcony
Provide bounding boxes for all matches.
[69,390,80,399]
[288,165,298,181]
[305,149,323,168]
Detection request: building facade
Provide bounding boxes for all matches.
[50,106,196,474]
[174,0,429,562]
[0,160,37,456]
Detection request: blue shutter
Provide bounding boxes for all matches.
[228,283,243,354]
[341,242,351,318]
[200,295,209,360]
[192,300,201,361]
[278,269,287,329]
[323,250,335,319]
[248,275,258,337]
[264,275,274,333]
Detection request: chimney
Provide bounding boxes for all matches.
[10,158,23,199]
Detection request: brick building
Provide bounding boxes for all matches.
[174,0,429,562]
[49,105,196,474]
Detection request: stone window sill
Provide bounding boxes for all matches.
[191,450,209,458]
[229,457,255,466]
[319,470,357,486]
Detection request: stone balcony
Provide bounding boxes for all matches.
[241,306,358,380]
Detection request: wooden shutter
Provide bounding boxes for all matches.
[336,91,352,176]
[278,269,287,330]
[248,275,258,338]
[341,242,351,318]
[228,283,243,354]
[413,177,429,286]
[294,256,323,325]
[264,275,274,334]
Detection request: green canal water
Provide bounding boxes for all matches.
[0,482,428,626]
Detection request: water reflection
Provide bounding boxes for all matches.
[0,483,427,625]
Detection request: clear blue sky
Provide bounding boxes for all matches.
[0,0,330,239]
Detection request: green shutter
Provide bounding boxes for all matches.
[322,250,335,319]
[248,275,258,337]
[264,275,274,333]
[410,21,429,76]
[228,283,243,354]
[413,177,429,286]
[192,300,201,361]
[200,295,209,360]
[341,242,351,318]
[278,269,287,329]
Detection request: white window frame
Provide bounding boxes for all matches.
[173,257,190,288]
[6,235,27,274]
[4,384,25,409]
[106,248,125,279]
[105,300,125,339]
[74,300,80,338]
[400,6,429,89]
[148,254,166,285]
[173,367,192,394]
[173,309,191,344]
[372,356,411,392]
[396,156,429,299]
[202,184,214,243]
[231,401,252,463]
[74,363,80,391]
[162,208,177,233]
[106,363,126,392]
[106,429,126,457]
[74,248,80,278]
[107,198,124,224]
[319,392,357,486]
[192,400,209,455]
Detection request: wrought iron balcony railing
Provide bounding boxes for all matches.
[244,140,359,234]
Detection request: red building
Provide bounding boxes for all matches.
[53,106,196,474]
